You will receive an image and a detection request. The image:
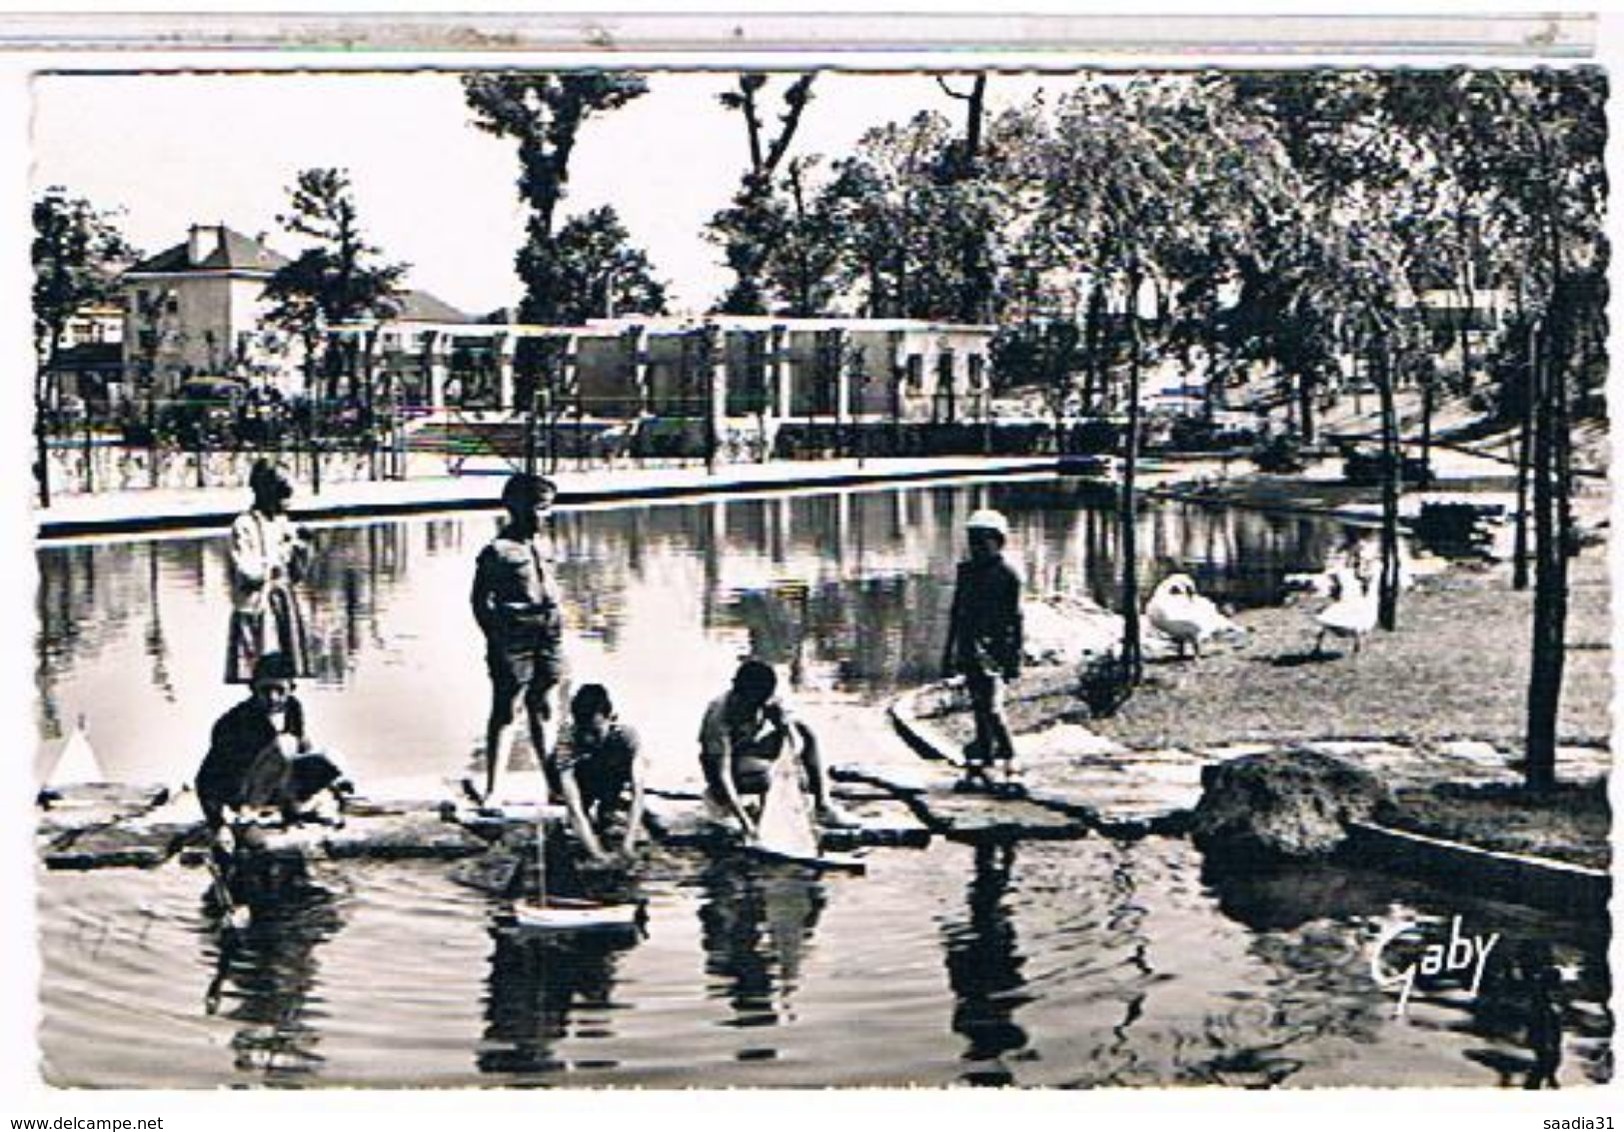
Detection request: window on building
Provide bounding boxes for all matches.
[906,354,923,390]
[968,354,985,389]
[165,294,179,315]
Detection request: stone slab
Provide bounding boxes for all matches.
[819,797,931,850]
[643,790,930,850]
[909,785,1088,841]
[123,788,209,847]
[642,794,712,845]
[323,812,489,861]
[45,824,175,870]
[447,848,526,895]
[36,783,172,844]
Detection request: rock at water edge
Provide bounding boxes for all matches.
[1191,747,1392,861]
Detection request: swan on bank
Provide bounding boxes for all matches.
[1145,573,1246,659]
[1313,567,1379,656]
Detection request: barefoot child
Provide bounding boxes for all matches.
[699,659,854,842]
[942,509,1024,792]
[470,473,565,805]
[553,684,647,866]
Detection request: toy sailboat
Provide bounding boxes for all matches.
[506,802,643,932]
[743,754,866,875]
[47,717,103,790]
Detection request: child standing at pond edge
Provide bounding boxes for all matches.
[943,508,1024,793]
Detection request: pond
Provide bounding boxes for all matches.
[32,477,1613,1088]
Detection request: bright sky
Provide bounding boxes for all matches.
[30,69,1062,317]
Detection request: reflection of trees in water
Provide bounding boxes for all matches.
[142,543,177,702]
[1188,859,1402,1085]
[549,513,637,651]
[36,482,1364,730]
[699,483,1363,698]
[201,877,346,1083]
[36,540,201,738]
[478,928,631,1077]
[1201,859,1614,1088]
[697,858,826,1030]
[940,841,1031,1086]
[300,523,413,684]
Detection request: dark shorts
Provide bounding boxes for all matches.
[198,750,345,828]
[487,646,563,703]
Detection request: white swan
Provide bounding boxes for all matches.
[1314,567,1379,655]
[1146,573,1245,659]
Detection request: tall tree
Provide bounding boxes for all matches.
[263,167,407,400]
[1033,79,1203,690]
[464,72,648,323]
[32,188,134,506]
[551,205,670,325]
[936,73,996,323]
[708,73,817,314]
[766,155,843,316]
[1492,70,1608,790]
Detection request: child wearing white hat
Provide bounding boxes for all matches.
[942,508,1024,793]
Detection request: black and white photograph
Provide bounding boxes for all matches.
[15,9,1615,1107]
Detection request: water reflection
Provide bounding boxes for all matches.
[696,858,827,1037]
[35,480,1363,786]
[1203,858,1614,1088]
[200,877,347,1084]
[940,842,1030,1085]
[478,928,634,1077]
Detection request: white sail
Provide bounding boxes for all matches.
[755,751,819,859]
[47,723,102,789]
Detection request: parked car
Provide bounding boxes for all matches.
[1340,443,1434,487]
[159,377,246,446]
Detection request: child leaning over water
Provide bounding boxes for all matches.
[942,509,1024,791]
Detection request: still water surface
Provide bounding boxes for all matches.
[34,478,1612,1087]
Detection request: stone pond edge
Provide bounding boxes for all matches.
[887,678,1611,920]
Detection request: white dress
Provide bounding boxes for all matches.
[224,508,312,683]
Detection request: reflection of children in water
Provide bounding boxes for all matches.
[478,929,633,1077]
[696,858,827,1028]
[941,842,1030,1085]
[201,878,345,1082]
[1517,939,1565,1089]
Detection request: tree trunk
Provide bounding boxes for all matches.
[1297,369,1317,446]
[34,339,57,508]
[1119,275,1144,687]
[1374,331,1402,632]
[34,397,52,509]
[1082,284,1105,415]
[1420,368,1435,472]
[1512,314,1537,590]
[306,347,323,497]
[1457,249,1477,395]
[1524,297,1562,791]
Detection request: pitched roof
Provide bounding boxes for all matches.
[395,288,471,324]
[127,225,291,276]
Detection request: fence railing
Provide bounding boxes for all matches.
[35,415,1075,496]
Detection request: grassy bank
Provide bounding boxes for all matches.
[1383,781,1611,871]
[1080,545,1610,753]
[931,543,1609,760]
